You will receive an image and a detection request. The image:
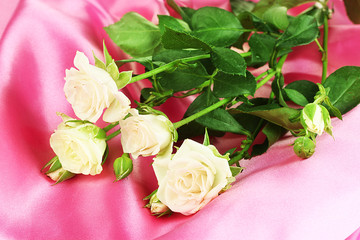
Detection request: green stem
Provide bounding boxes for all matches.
[321,14,329,83]
[103,122,119,132]
[256,70,277,89]
[276,54,288,72]
[173,98,232,129]
[228,142,252,165]
[130,52,252,83]
[130,54,210,83]
[240,52,252,58]
[106,129,121,141]
[314,38,325,52]
[255,70,271,82]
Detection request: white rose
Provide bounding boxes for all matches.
[148,193,169,215]
[301,103,332,135]
[50,113,106,175]
[155,139,233,215]
[119,109,175,159]
[151,202,169,215]
[64,51,130,123]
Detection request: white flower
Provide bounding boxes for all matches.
[150,202,169,215]
[301,103,332,135]
[64,51,130,123]
[148,193,169,215]
[50,113,107,175]
[119,109,175,159]
[154,139,233,215]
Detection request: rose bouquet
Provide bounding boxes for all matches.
[42,0,360,217]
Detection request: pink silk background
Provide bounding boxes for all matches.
[1,0,360,239]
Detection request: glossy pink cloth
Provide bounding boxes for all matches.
[1,0,360,239]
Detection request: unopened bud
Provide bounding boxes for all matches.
[148,194,169,215]
[42,156,75,184]
[113,153,133,181]
[293,137,316,159]
[301,103,332,136]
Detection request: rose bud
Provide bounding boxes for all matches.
[293,136,316,159]
[145,193,170,216]
[300,103,333,136]
[42,156,76,184]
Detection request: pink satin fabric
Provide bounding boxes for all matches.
[1,0,360,239]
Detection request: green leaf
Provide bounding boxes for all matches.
[232,98,303,130]
[196,108,250,135]
[233,113,263,133]
[116,56,153,69]
[153,49,206,63]
[252,0,314,17]
[284,80,319,106]
[251,122,287,156]
[185,91,219,116]
[300,5,325,26]
[344,0,360,24]
[165,0,183,15]
[211,47,246,75]
[262,5,289,30]
[180,7,196,27]
[248,33,276,64]
[158,62,209,92]
[323,66,360,114]
[238,11,278,33]
[161,26,211,50]
[177,121,225,140]
[191,7,244,47]
[158,15,190,34]
[105,12,161,57]
[140,88,153,102]
[184,92,250,135]
[113,153,133,181]
[213,70,256,98]
[283,89,309,106]
[276,14,319,49]
[231,0,256,15]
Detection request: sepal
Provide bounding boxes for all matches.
[93,41,133,89]
[144,190,171,217]
[116,71,133,89]
[203,128,210,146]
[135,105,178,143]
[221,176,236,193]
[230,166,244,177]
[42,156,76,184]
[319,105,333,137]
[93,52,106,70]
